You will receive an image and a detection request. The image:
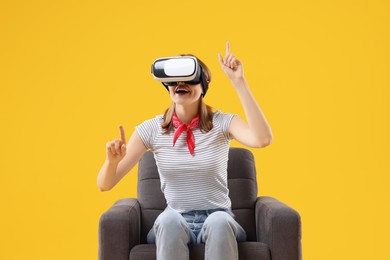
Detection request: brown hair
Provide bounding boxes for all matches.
[161,54,214,134]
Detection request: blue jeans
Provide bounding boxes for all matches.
[147,207,247,260]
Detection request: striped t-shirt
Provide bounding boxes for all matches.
[135,110,236,213]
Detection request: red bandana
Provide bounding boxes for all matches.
[172,113,200,156]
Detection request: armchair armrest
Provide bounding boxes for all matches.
[99,198,141,260]
[255,196,302,260]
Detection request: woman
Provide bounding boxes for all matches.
[97,42,273,260]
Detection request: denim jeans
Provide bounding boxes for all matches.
[147,207,247,260]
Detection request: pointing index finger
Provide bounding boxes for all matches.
[119,125,126,144]
[226,41,230,57]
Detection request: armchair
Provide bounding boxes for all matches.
[99,147,302,260]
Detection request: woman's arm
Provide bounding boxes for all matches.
[218,42,273,148]
[228,78,273,148]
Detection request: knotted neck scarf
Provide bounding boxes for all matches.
[172,113,200,156]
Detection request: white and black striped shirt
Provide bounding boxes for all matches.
[136,110,236,213]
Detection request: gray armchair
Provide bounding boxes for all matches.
[99,147,302,260]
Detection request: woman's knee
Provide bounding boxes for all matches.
[156,209,184,227]
[204,211,234,230]
[202,211,246,242]
[154,209,190,239]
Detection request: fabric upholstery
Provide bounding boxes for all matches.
[256,196,302,260]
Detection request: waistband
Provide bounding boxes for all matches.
[181,208,234,218]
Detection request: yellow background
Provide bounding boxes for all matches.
[1,0,389,259]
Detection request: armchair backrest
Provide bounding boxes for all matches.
[137,147,258,242]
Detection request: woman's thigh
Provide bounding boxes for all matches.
[198,211,247,243]
[147,207,196,244]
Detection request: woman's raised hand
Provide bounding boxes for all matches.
[106,125,127,164]
[218,41,244,82]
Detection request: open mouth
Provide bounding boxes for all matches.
[175,86,190,95]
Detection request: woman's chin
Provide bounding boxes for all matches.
[173,97,201,106]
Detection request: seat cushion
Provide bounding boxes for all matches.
[129,242,270,260]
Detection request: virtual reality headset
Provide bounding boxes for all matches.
[151,56,209,96]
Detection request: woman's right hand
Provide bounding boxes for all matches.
[105,125,127,164]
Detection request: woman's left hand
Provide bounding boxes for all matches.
[218,41,244,82]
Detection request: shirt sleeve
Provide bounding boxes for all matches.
[135,117,161,150]
[214,111,237,141]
